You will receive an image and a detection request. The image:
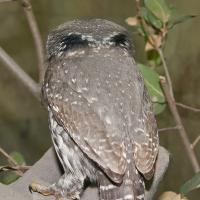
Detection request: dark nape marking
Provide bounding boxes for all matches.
[60,34,89,52]
[110,33,131,50]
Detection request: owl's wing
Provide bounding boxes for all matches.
[133,85,159,180]
[43,69,126,184]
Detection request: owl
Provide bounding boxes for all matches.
[30,19,159,200]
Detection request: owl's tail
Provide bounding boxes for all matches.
[99,161,145,200]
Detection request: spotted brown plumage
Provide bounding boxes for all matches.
[40,19,158,200]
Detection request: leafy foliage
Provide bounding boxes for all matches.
[144,0,171,24]
[1,171,19,185]
[167,15,197,30]
[138,63,166,115]
[126,0,195,116]
[180,172,200,195]
[0,151,26,185]
[141,7,162,29]
[9,151,26,166]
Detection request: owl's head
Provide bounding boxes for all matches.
[46,19,132,60]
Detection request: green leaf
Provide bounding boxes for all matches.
[144,0,171,23]
[167,15,197,29]
[9,151,26,165]
[153,102,166,115]
[0,172,19,185]
[138,63,166,115]
[180,172,200,194]
[141,7,162,29]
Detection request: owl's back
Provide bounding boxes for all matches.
[42,19,158,200]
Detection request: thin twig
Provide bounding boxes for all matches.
[156,23,199,173]
[0,165,31,173]
[157,48,173,96]
[0,46,40,99]
[0,147,23,176]
[0,147,30,175]
[135,0,141,15]
[158,126,179,133]
[0,0,15,2]
[176,102,200,112]
[160,78,200,173]
[19,0,45,83]
[191,135,200,149]
[0,147,18,166]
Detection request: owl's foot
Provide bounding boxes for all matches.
[29,182,55,196]
[29,173,83,199]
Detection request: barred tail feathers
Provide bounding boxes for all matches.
[98,162,145,200]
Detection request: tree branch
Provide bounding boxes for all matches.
[176,102,200,112]
[191,135,200,149]
[19,0,45,83]
[0,0,15,3]
[135,0,141,16]
[0,147,18,166]
[0,146,23,176]
[0,165,31,173]
[0,46,40,99]
[160,77,200,173]
[157,48,174,96]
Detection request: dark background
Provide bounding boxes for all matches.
[0,0,200,199]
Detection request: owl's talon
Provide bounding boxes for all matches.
[29,182,55,196]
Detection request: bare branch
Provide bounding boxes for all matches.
[0,0,15,3]
[0,165,31,173]
[191,135,200,149]
[158,126,179,133]
[0,146,23,176]
[19,0,45,83]
[160,78,200,173]
[176,102,200,112]
[0,147,18,166]
[157,48,174,96]
[0,146,31,175]
[135,0,141,16]
[0,46,40,100]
